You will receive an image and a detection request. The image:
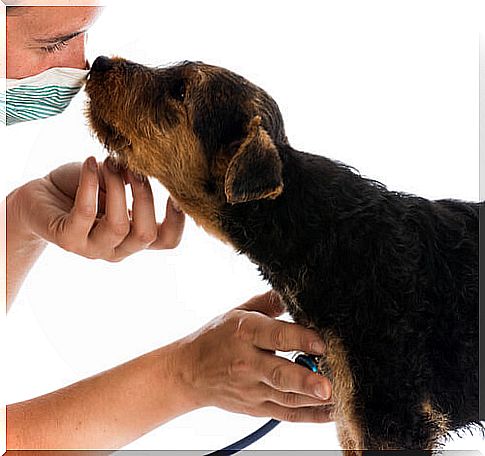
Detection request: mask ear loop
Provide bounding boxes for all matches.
[204,353,322,456]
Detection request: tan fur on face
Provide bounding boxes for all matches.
[86,62,232,243]
[86,60,287,244]
[128,125,231,243]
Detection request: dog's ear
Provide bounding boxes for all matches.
[224,116,283,204]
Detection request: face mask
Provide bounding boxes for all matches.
[0,67,90,126]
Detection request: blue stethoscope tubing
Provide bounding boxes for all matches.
[204,353,320,455]
[205,418,281,455]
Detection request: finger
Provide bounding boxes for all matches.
[113,171,158,258]
[236,310,325,355]
[258,353,332,400]
[89,158,130,250]
[260,402,333,424]
[149,197,185,250]
[237,290,285,318]
[259,383,330,408]
[48,161,83,199]
[63,157,99,240]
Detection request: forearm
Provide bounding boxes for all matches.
[4,190,47,311]
[7,340,198,449]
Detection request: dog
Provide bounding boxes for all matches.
[85,56,481,453]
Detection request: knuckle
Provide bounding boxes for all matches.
[234,314,253,342]
[302,375,317,396]
[134,229,158,245]
[270,327,285,350]
[283,392,299,407]
[228,358,249,377]
[75,203,96,219]
[108,220,130,238]
[283,409,301,423]
[270,365,284,389]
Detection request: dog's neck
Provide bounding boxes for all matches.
[220,144,367,272]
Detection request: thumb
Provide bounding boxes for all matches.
[236,290,286,317]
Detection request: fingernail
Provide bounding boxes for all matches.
[128,170,146,185]
[311,340,325,354]
[87,157,98,172]
[170,197,183,213]
[106,158,119,174]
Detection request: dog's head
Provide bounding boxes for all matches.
[86,57,287,238]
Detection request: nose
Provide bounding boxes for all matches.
[91,56,113,73]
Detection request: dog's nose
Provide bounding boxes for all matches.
[91,56,113,73]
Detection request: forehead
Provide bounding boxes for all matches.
[8,6,102,41]
[161,62,254,88]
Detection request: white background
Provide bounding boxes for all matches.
[1,0,484,452]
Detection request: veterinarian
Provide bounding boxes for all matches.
[2,4,333,449]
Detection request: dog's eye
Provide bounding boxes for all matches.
[170,79,186,102]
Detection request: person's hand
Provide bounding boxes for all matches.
[175,291,333,423]
[11,156,185,261]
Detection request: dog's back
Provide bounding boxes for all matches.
[420,199,479,430]
[86,58,481,451]
[226,146,481,449]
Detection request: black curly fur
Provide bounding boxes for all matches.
[175,62,482,449]
[220,145,481,449]
[86,58,482,451]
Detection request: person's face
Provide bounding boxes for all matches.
[6,6,102,79]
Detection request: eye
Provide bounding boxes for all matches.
[170,79,186,102]
[40,40,69,54]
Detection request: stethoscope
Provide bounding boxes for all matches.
[205,353,321,456]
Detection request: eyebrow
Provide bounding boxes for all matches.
[33,30,84,45]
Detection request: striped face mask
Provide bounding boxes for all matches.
[1,67,89,126]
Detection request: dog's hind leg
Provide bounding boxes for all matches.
[359,397,448,452]
[321,330,447,452]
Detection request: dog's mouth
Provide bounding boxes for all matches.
[85,73,134,166]
[86,104,133,168]
[99,119,131,157]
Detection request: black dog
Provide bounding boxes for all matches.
[86,57,482,453]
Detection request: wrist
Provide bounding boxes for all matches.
[153,338,205,416]
[7,184,45,245]
[5,184,48,309]
[162,337,207,412]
